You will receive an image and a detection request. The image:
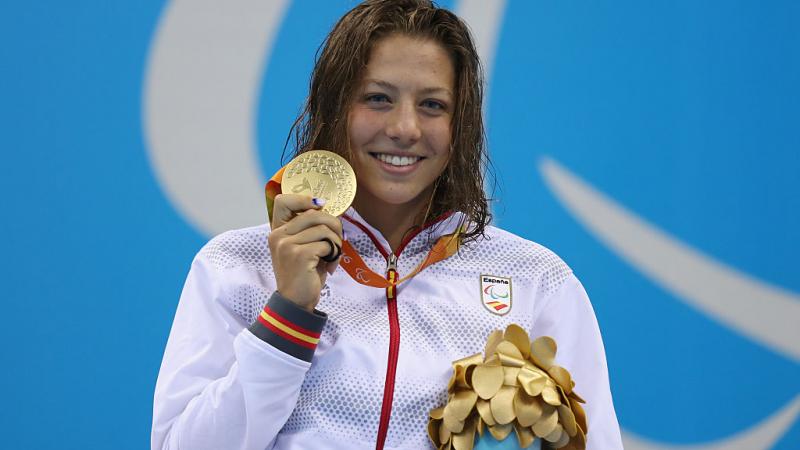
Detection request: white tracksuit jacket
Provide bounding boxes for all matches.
[152,210,623,449]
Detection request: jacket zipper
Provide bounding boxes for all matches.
[375,253,399,450]
[341,213,454,450]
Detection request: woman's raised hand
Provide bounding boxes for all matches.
[268,194,343,312]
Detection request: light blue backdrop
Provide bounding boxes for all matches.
[2,1,798,449]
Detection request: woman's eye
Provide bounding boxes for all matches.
[365,93,390,104]
[421,99,446,111]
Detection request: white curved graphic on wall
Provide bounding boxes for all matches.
[143,0,290,236]
[454,0,507,88]
[623,393,800,450]
[539,157,800,362]
[540,156,800,448]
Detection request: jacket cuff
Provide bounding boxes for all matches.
[248,292,327,362]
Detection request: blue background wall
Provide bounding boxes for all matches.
[2,1,798,448]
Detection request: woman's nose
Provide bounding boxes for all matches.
[385,102,422,146]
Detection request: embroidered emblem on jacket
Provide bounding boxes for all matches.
[480,274,512,315]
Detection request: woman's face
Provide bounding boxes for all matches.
[348,34,454,217]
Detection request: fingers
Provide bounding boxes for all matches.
[288,224,342,249]
[271,194,326,229]
[269,220,343,275]
[305,239,338,260]
[319,238,341,263]
[281,210,343,240]
[268,193,345,307]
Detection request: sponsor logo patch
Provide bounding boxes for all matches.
[480,274,512,315]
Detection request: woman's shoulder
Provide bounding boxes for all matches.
[196,223,272,272]
[475,225,570,263]
[456,225,574,296]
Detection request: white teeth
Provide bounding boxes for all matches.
[375,153,420,167]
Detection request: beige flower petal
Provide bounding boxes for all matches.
[439,418,453,443]
[484,354,501,366]
[574,425,587,449]
[484,330,504,357]
[464,365,477,389]
[542,385,562,406]
[557,385,570,406]
[458,358,482,390]
[503,366,521,386]
[514,422,536,448]
[548,365,573,394]
[448,366,462,391]
[525,361,549,376]
[443,413,464,434]
[532,405,558,437]
[517,367,546,397]
[430,406,445,420]
[496,341,524,362]
[569,390,586,404]
[452,416,476,450]
[445,390,478,421]
[456,366,472,389]
[570,396,587,434]
[428,419,441,445]
[498,352,526,368]
[544,423,564,443]
[503,324,532,359]
[472,364,504,400]
[553,426,571,449]
[453,353,484,369]
[530,336,557,369]
[513,389,543,427]
[476,415,485,437]
[487,423,513,441]
[490,386,518,425]
[476,398,496,426]
[558,404,578,437]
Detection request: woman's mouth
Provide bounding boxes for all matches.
[370,152,423,167]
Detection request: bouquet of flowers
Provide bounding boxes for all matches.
[428,325,587,450]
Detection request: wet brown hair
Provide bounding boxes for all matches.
[286,0,492,243]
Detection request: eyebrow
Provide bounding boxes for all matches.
[364,79,453,97]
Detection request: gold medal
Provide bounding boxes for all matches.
[281,149,357,217]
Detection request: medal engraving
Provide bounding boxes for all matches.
[282,150,357,217]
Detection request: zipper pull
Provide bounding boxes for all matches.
[386,253,398,299]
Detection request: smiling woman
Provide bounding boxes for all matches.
[151,1,623,449]
[348,35,455,249]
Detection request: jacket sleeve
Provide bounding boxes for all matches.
[531,273,624,449]
[151,249,326,450]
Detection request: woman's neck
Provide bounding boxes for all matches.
[352,190,433,253]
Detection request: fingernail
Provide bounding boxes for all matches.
[312,198,327,207]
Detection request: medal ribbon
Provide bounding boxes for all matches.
[337,231,460,288]
[265,168,461,289]
[265,166,286,222]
